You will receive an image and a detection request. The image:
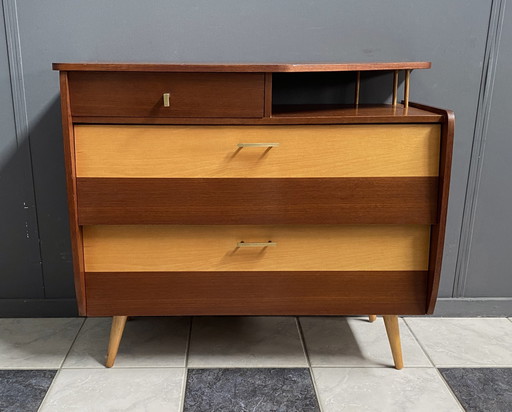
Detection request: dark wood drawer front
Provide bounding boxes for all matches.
[85,271,427,316]
[76,177,438,225]
[68,72,265,118]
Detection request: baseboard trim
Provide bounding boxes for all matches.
[0,299,78,317]
[432,298,512,317]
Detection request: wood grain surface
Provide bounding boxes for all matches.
[73,104,443,124]
[85,270,428,316]
[83,224,431,272]
[408,103,454,313]
[68,72,264,117]
[76,177,439,225]
[59,72,86,315]
[54,61,432,72]
[75,124,440,178]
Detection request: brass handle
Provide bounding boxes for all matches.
[237,241,277,247]
[237,143,279,148]
[163,93,170,107]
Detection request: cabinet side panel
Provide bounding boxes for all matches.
[59,72,86,315]
[410,103,454,313]
[429,110,455,312]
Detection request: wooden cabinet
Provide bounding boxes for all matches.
[54,62,453,369]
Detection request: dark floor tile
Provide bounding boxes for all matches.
[0,370,56,412]
[184,368,320,412]
[440,368,512,412]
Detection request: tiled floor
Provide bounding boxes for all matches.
[0,317,511,411]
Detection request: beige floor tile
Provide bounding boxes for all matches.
[405,317,512,366]
[63,317,190,368]
[300,316,431,367]
[0,318,83,369]
[313,367,463,411]
[188,317,307,367]
[39,368,185,411]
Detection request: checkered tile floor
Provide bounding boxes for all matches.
[1,317,511,411]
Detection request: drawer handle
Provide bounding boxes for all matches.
[237,241,277,247]
[162,93,170,107]
[237,143,279,148]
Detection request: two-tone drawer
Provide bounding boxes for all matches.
[74,124,440,225]
[83,224,430,316]
[68,72,265,118]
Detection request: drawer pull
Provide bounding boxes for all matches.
[237,143,279,148]
[162,93,170,107]
[237,241,277,248]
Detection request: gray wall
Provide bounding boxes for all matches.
[462,2,511,297]
[0,0,510,316]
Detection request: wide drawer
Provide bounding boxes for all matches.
[68,72,264,118]
[76,177,438,225]
[75,124,440,178]
[85,271,428,316]
[83,225,430,272]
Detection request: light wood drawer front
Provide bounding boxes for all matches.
[75,124,440,178]
[83,225,430,272]
[68,72,264,118]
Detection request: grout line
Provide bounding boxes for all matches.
[32,364,512,370]
[46,366,195,370]
[295,316,311,368]
[178,367,188,412]
[57,317,86,369]
[296,317,324,412]
[184,317,193,368]
[169,364,317,369]
[402,318,436,368]
[298,365,435,369]
[36,368,62,412]
[427,364,512,369]
[179,316,193,412]
[433,368,466,412]
[0,366,80,371]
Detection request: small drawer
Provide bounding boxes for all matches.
[67,72,264,118]
[82,224,430,272]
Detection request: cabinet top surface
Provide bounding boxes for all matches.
[52,61,431,72]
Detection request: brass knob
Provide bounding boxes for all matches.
[163,93,170,107]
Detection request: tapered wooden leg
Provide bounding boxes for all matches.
[383,315,403,370]
[368,315,377,322]
[105,316,127,368]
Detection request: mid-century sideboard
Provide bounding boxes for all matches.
[53,62,454,369]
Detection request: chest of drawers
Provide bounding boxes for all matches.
[54,62,453,369]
